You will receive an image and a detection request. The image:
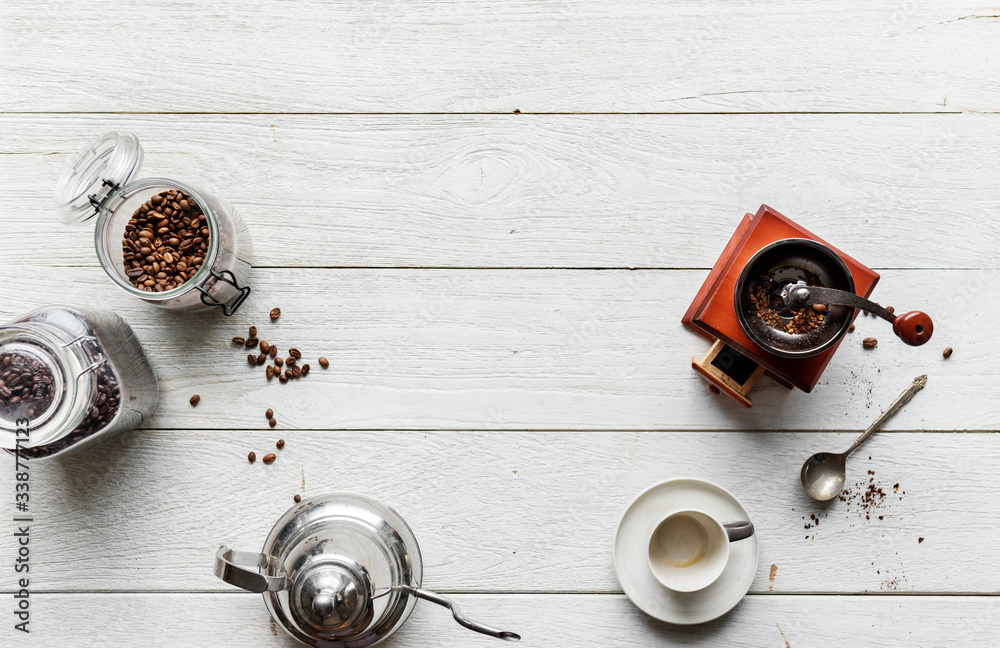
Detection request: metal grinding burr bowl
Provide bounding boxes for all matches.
[735,239,856,359]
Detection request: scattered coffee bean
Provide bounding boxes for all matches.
[121,189,209,292]
[256,353,267,366]
[919,537,924,543]
[886,306,895,314]
[276,439,285,449]
[292,365,302,378]
[247,353,257,366]
[294,494,302,503]
[318,357,329,369]
[266,365,274,380]
[270,308,281,320]
[862,337,878,349]
[279,375,288,384]
[249,325,257,337]
[284,369,293,379]
[811,304,827,314]
[289,348,301,359]
[301,364,310,375]
[848,324,856,333]
[269,417,277,428]
[943,346,953,359]
[232,336,246,345]
[260,341,270,354]
[245,337,259,348]
[269,346,277,358]
[262,453,276,464]
[265,408,273,419]
[285,356,296,366]
[274,357,283,367]
[189,394,200,407]
[248,451,256,463]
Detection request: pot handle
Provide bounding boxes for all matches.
[409,587,520,642]
[214,546,287,593]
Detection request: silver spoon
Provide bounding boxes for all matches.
[801,375,927,501]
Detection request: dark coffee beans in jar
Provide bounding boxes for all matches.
[0,353,56,420]
[121,189,209,292]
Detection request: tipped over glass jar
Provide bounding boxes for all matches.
[0,307,158,459]
[54,132,253,315]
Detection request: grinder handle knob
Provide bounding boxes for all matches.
[892,311,933,346]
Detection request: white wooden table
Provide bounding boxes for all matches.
[1,1,998,645]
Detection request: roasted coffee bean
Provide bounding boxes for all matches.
[266,365,274,380]
[248,451,256,463]
[848,324,856,333]
[288,348,301,359]
[294,494,302,503]
[122,190,208,291]
[262,453,276,464]
[276,439,285,449]
[245,337,259,348]
[270,308,281,320]
[886,306,895,314]
[265,408,274,419]
[318,357,329,369]
[249,326,257,337]
[257,353,267,366]
[274,357,283,367]
[285,357,296,366]
[279,375,288,384]
[301,364,310,375]
[189,394,200,407]
[862,337,878,349]
[811,304,827,314]
[943,346,953,358]
[247,353,257,365]
[269,418,277,428]
[269,346,277,358]
[284,369,293,379]
[292,366,302,378]
[260,341,270,354]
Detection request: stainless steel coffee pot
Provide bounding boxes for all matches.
[214,493,519,646]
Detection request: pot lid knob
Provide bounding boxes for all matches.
[291,556,376,638]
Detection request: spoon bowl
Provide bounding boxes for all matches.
[800,452,847,501]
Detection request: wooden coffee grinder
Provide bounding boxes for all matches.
[682,205,933,407]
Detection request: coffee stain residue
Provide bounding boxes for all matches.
[776,623,791,648]
[666,545,706,569]
[769,564,778,590]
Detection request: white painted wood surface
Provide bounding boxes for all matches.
[2,1,999,113]
[1,0,997,645]
[3,114,999,269]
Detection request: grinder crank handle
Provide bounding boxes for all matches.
[783,282,933,346]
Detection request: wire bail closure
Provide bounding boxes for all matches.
[197,269,251,316]
[62,335,107,379]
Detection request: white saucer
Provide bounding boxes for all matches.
[613,477,759,625]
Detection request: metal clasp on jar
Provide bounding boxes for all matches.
[61,335,106,378]
[197,269,251,317]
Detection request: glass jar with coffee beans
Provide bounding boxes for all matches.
[54,132,253,315]
[0,307,158,459]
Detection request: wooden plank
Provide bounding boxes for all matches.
[2,1,998,113]
[0,266,988,432]
[3,113,998,269]
[1,429,996,593]
[3,593,997,646]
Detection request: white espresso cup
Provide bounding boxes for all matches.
[647,509,755,592]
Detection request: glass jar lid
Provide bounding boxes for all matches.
[54,132,144,225]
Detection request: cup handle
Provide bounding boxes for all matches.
[723,521,755,542]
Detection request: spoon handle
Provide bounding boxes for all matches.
[845,375,927,457]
